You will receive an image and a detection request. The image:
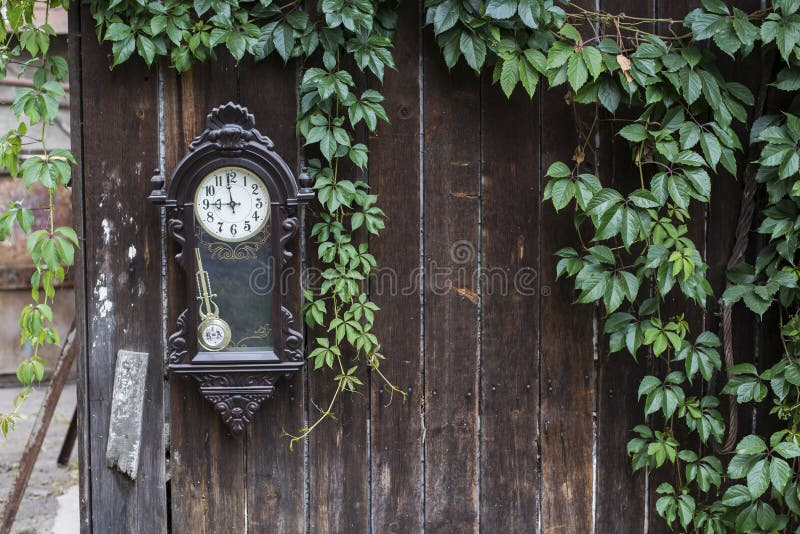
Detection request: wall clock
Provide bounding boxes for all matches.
[149,102,313,435]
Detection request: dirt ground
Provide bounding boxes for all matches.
[0,384,78,534]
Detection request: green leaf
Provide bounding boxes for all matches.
[485,0,517,19]
[547,41,573,69]
[736,435,768,455]
[620,208,639,248]
[681,69,702,105]
[581,46,603,80]
[774,441,800,459]
[567,53,588,91]
[597,78,621,113]
[433,2,458,33]
[619,124,647,142]
[559,23,582,43]
[770,457,791,493]
[629,189,660,208]
[546,161,571,178]
[550,179,575,211]
[747,458,770,499]
[460,32,487,71]
[517,0,541,28]
[638,375,661,398]
[721,484,752,506]
[227,32,247,61]
[499,58,520,97]
[273,22,294,61]
[134,36,157,69]
[699,133,721,169]
[105,22,132,42]
[774,67,800,91]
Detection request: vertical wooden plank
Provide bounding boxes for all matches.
[594,1,650,530]
[538,7,595,531]
[479,78,540,530]
[239,55,306,534]
[368,0,424,531]
[422,34,480,534]
[78,6,167,532]
[163,56,247,534]
[68,7,90,532]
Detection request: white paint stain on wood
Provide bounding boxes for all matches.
[94,274,113,318]
[101,219,112,244]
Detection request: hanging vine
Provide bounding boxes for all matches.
[0,0,76,436]
[422,0,800,530]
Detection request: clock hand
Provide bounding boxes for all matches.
[225,185,241,215]
[226,186,235,215]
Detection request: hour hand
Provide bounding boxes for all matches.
[225,186,239,214]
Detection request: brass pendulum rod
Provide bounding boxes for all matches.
[195,248,219,320]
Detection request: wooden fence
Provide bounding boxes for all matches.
[71,0,770,532]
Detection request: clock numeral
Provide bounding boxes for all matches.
[252,184,259,195]
[244,221,251,232]
[214,176,223,187]
[230,224,238,237]
[206,211,214,223]
[243,176,247,187]
[252,212,260,222]
[205,185,216,196]
[202,199,210,210]
[255,199,263,209]
[217,222,224,233]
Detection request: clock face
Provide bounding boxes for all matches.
[194,166,270,242]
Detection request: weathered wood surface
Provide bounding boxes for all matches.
[74,5,168,532]
[479,74,540,532]
[105,350,149,479]
[72,1,778,532]
[368,0,424,531]
[422,30,481,534]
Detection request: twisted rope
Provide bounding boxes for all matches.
[718,48,775,454]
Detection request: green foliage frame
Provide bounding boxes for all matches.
[2,0,800,530]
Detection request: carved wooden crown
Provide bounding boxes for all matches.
[189,102,274,151]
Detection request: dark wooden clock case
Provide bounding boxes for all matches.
[149,102,313,434]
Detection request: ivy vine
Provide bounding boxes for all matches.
[3,0,800,530]
[423,0,800,530]
[0,0,77,436]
